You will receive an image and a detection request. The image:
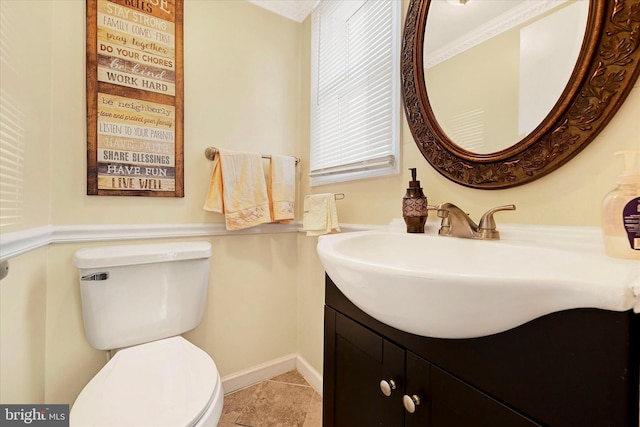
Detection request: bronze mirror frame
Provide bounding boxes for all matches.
[402,0,640,189]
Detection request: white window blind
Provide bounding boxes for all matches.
[310,0,400,185]
[0,2,25,229]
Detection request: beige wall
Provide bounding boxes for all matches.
[1,0,639,408]
[309,1,640,227]
[50,0,302,225]
[426,32,520,153]
[0,0,52,404]
[0,247,48,403]
[42,235,298,405]
[1,0,303,405]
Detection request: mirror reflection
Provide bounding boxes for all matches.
[424,0,589,154]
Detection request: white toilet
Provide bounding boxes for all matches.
[70,241,223,426]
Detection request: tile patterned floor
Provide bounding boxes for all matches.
[219,370,322,427]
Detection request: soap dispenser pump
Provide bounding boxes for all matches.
[403,168,428,233]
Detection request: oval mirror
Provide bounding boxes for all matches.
[402,0,640,189]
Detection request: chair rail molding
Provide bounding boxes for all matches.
[0,226,55,260]
[0,222,301,260]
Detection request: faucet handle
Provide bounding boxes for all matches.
[477,204,516,239]
[428,205,447,218]
[428,204,453,234]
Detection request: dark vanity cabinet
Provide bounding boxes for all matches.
[323,275,640,427]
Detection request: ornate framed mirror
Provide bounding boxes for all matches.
[402,0,640,189]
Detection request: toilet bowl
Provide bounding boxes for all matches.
[69,242,222,426]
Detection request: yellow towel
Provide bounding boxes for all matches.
[268,155,296,222]
[203,149,272,230]
[302,193,341,236]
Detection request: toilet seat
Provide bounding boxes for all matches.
[70,336,221,426]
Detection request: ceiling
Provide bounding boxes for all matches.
[245,0,563,49]
[247,0,317,23]
[247,0,537,32]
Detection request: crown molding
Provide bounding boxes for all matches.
[426,0,568,68]
[246,0,316,23]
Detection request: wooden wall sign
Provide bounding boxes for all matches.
[86,0,184,197]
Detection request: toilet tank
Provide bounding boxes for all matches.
[73,241,212,350]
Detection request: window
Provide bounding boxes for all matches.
[309,0,401,186]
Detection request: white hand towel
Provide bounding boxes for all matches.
[203,149,272,230]
[303,193,341,236]
[269,155,296,222]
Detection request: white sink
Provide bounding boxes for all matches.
[317,225,640,339]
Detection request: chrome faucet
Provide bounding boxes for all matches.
[434,203,516,240]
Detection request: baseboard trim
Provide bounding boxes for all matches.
[221,354,323,396]
[295,355,323,396]
[221,354,297,394]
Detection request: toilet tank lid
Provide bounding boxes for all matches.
[73,241,212,269]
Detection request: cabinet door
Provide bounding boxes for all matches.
[429,364,541,427]
[329,311,405,427]
[405,351,431,427]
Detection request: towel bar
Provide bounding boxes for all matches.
[205,147,300,166]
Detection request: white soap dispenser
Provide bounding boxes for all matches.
[601,150,640,260]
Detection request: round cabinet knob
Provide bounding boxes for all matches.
[403,394,421,413]
[379,379,396,397]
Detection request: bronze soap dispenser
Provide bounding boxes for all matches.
[403,168,428,233]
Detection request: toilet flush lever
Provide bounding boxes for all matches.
[81,272,109,281]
